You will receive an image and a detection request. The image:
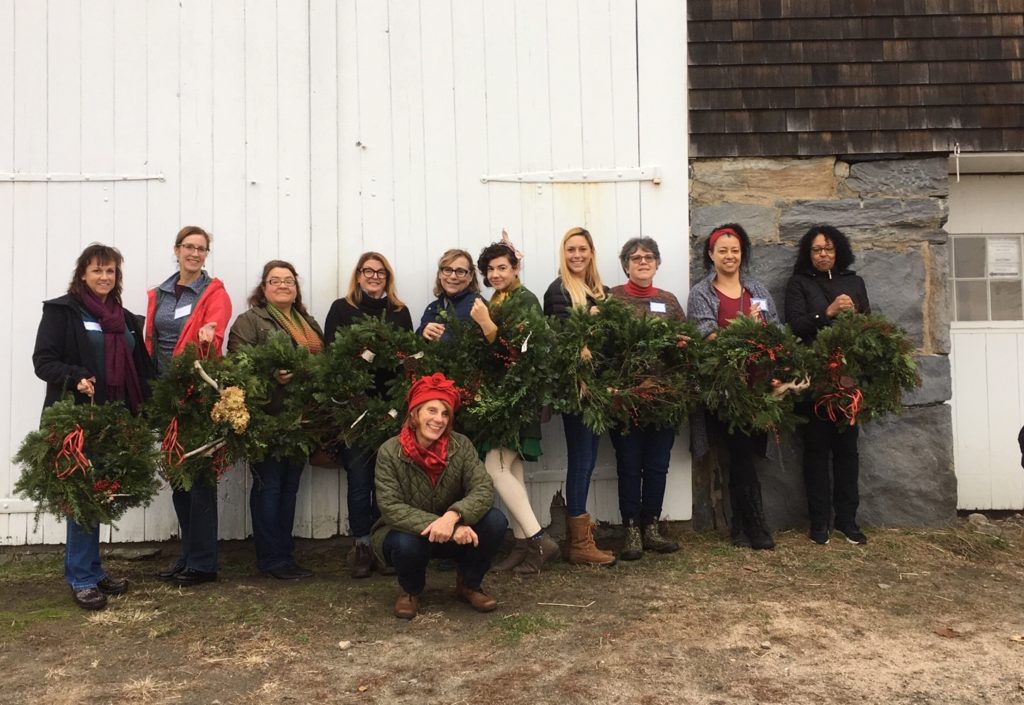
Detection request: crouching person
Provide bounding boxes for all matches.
[372,372,508,619]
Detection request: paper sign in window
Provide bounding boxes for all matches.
[987,238,1020,278]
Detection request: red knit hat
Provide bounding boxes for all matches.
[407,372,460,412]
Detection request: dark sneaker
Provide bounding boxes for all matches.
[836,524,867,545]
[809,525,830,545]
[97,576,129,596]
[71,587,107,610]
[268,564,314,580]
[348,543,374,579]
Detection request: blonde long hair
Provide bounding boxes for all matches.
[558,227,606,309]
[345,251,406,310]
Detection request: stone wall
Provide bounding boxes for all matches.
[689,156,957,530]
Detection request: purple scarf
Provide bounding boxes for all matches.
[79,289,144,412]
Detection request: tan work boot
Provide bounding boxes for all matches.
[394,592,420,620]
[455,573,497,612]
[492,537,529,572]
[513,533,560,575]
[566,514,616,566]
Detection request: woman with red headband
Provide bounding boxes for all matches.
[687,224,780,550]
[372,373,507,619]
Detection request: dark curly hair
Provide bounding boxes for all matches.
[476,242,520,286]
[702,223,752,271]
[68,243,124,304]
[793,225,855,274]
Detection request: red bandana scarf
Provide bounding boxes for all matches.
[399,426,449,486]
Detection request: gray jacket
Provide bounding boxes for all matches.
[686,269,780,337]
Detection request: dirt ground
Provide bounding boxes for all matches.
[2,515,1024,705]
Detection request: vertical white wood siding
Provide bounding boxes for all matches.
[0,0,689,545]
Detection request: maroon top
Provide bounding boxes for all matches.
[714,287,752,328]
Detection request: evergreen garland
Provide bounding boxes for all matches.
[700,316,811,434]
[309,317,425,452]
[14,398,160,529]
[809,311,920,426]
[551,297,704,434]
[145,346,251,490]
[229,331,320,463]
[421,296,559,449]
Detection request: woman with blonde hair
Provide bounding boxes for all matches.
[324,252,414,578]
[542,227,615,566]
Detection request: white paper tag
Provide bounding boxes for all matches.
[521,332,532,353]
[387,408,399,419]
[650,301,667,314]
[360,349,376,363]
[83,321,102,332]
[410,351,424,359]
[350,409,368,428]
[174,304,193,319]
[750,298,767,312]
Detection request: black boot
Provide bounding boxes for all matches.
[729,490,749,548]
[742,486,775,551]
[620,518,643,561]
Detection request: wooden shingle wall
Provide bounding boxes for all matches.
[688,1,1024,157]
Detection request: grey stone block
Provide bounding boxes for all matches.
[902,355,951,406]
[846,158,949,198]
[930,242,952,353]
[690,204,777,243]
[780,198,946,241]
[858,404,957,527]
[855,250,926,348]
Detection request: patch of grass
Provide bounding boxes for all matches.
[0,556,64,583]
[493,612,561,644]
[0,603,74,638]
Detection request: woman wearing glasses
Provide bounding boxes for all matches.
[417,249,485,343]
[784,225,870,546]
[324,252,413,578]
[542,227,615,567]
[607,237,685,561]
[229,261,324,579]
[146,226,232,587]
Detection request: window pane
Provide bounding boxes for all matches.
[955,280,988,321]
[991,280,1023,321]
[953,237,986,278]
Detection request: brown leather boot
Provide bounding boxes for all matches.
[566,514,616,566]
[455,573,497,612]
[394,591,420,619]
[513,533,560,575]
[492,538,529,572]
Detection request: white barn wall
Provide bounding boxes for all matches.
[0,0,689,545]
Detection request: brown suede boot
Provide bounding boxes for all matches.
[566,514,616,566]
[513,533,560,575]
[394,592,420,620]
[492,538,529,572]
[455,573,497,612]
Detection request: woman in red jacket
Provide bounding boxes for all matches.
[146,226,232,586]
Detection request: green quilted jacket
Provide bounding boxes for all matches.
[371,431,495,563]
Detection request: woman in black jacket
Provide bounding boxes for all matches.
[32,244,154,610]
[784,225,870,546]
[324,252,413,578]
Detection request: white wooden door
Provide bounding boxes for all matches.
[948,175,1024,510]
[0,0,688,545]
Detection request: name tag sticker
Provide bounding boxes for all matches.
[83,321,102,332]
[650,301,667,314]
[750,298,767,311]
[174,304,193,319]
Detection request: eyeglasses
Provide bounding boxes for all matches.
[440,267,471,278]
[811,247,836,255]
[359,268,388,279]
[178,244,209,254]
[629,254,656,264]
[265,277,296,287]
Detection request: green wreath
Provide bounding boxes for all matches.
[809,311,920,426]
[552,296,703,434]
[229,331,320,463]
[145,346,251,490]
[700,315,811,434]
[14,398,160,529]
[310,317,425,452]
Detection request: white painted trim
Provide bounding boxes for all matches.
[0,499,37,513]
[0,172,165,182]
[480,166,661,184]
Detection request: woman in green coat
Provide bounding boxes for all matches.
[372,373,508,620]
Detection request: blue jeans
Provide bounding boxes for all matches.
[171,481,219,572]
[338,445,380,538]
[383,507,507,595]
[562,413,601,517]
[65,520,105,590]
[249,456,305,572]
[609,424,676,522]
